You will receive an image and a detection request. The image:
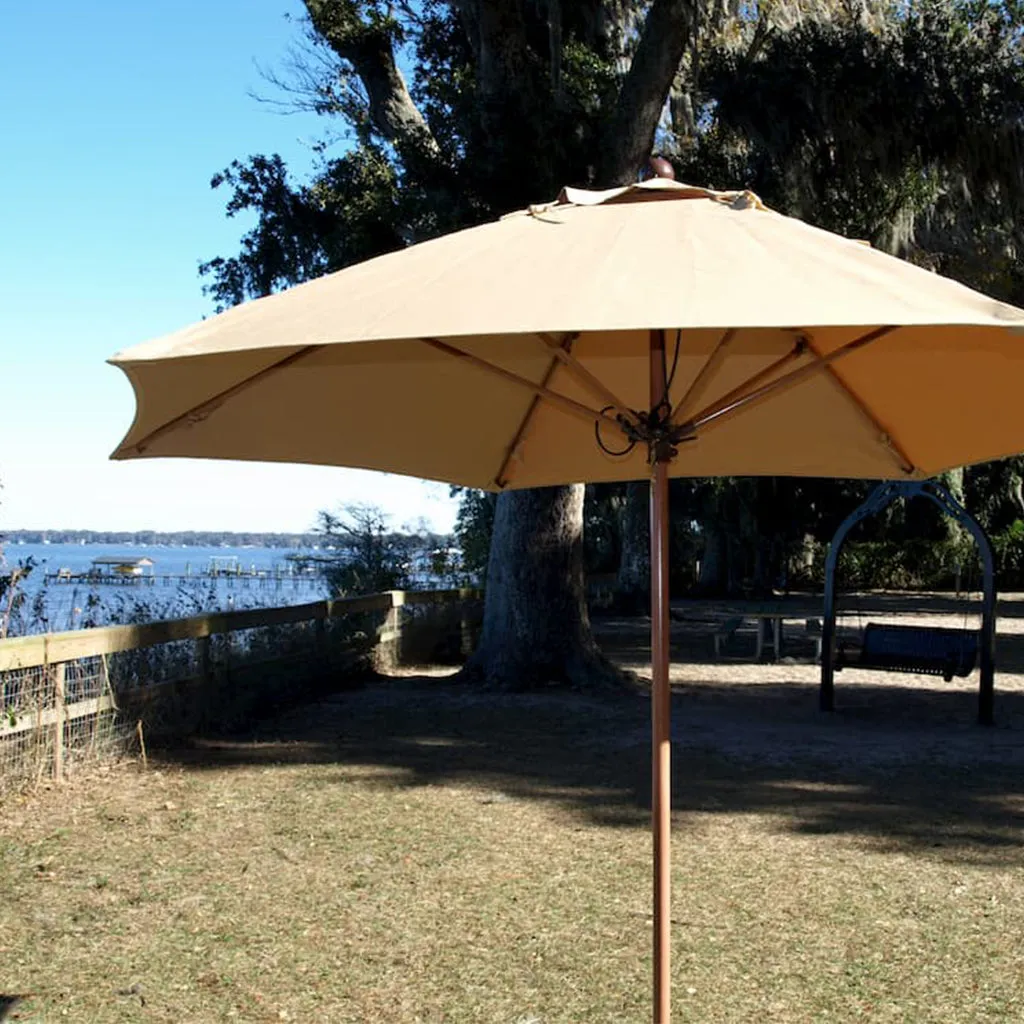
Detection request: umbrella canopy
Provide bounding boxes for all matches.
[111,179,1024,489]
[110,179,1024,1024]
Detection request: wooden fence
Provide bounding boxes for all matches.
[0,588,482,792]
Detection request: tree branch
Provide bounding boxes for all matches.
[451,0,538,112]
[599,0,697,186]
[304,0,440,158]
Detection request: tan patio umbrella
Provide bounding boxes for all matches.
[110,178,1024,1023]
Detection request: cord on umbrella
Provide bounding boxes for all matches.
[595,405,638,457]
[665,329,682,392]
[594,331,684,459]
[646,329,683,430]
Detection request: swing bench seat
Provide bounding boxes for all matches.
[837,623,978,682]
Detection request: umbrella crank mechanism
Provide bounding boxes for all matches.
[612,403,695,465]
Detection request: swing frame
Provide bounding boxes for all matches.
[819,480,997,725]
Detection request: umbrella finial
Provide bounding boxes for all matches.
[647,155,676,180]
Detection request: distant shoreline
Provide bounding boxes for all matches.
[3,530,322,549]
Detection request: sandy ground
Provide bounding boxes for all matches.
[588,592,1024,770]
[4,593,1024,1022]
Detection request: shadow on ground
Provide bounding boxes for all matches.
[0,997,25,1022]
[159,611,1024,867]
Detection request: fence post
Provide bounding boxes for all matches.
[378,591,406,670]
[195,635,213,733]
[315,610,329,674]
[198,635,212,684]
[459,588,476,658]
[222,631,235,724]
[52,662,66,783]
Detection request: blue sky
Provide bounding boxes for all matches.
[0,0,458,534]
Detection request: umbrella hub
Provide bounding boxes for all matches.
[614,402,695,465]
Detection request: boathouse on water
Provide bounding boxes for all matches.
[89,555,155,578]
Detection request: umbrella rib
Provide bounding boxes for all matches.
[494,335,576,488]
[122,345,324,455]
[420,337,618,428]
[681,326,898,435]
[801,332,917,474]
[671,329,736,422]
[677,340,810,431]
[536,333,639,425]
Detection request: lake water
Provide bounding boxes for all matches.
[1,542,327,635]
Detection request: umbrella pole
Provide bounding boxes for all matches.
[649,330,672,1023]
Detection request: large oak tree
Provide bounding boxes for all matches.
[203,0,1024,656]
[203,0,702,688]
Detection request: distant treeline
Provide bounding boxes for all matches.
[4,527,457,551]
[4,530,324,548]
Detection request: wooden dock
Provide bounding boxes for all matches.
[44,567,318,589]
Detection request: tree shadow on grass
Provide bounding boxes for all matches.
[162,659,1024,867]
[0,996,26,1022]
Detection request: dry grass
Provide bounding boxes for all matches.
[4,604,1024,1022]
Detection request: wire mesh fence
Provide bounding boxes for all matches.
[0,658,129,796]
[0,664,55,794]
[0,589,480,795]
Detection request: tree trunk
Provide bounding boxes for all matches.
[462,485,627,689]
[696,521,728,595]
[598,0,696,185]
[456,0,696,688]
[615,481,650,613]
[313,0,699,690]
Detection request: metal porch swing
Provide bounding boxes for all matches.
[819,480,997,725]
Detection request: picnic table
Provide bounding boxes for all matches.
[671,598,825,662]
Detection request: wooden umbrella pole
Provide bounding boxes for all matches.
[649,329,673,1023]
